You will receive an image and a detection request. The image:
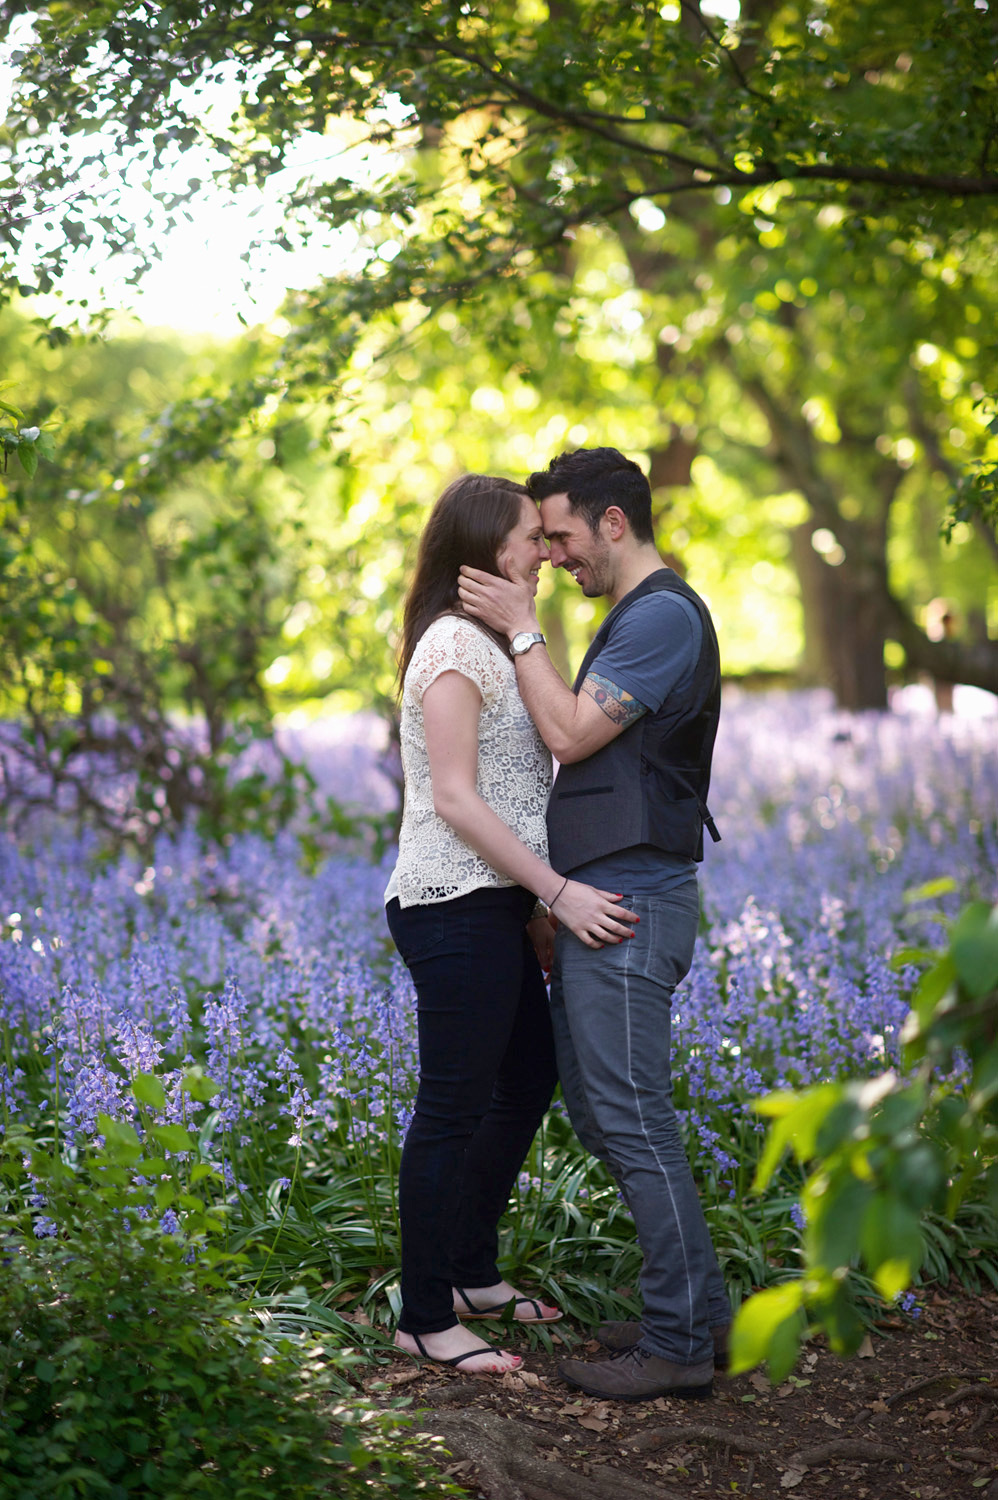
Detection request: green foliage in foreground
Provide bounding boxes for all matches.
[0,1096,458,1500]
[0,381,52,481]
[735,888,998,1380]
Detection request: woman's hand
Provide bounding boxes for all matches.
[550,881,639,949]
[527,915,555,976]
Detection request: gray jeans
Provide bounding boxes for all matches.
[549,877,730,1365]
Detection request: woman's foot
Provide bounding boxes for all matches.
[453,1280,563,1323]
[394,1326,522,1374]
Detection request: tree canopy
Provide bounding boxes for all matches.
[2,0,997,708]
[5,0,997,300]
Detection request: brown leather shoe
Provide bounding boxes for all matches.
[558,1345,713,1402]
[596,1320,730,1372]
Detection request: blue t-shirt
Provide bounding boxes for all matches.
[566,591,702,897]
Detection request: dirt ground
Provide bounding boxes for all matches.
[370,1287,998,1500]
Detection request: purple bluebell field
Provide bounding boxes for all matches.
[1,689,995,1317]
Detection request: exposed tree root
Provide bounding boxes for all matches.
[628,1423,769,1455]
[939,1381,998,1409]
[791,1438,904,1466]
[420,1407,686,1500]
[886,1371,979,1407]
[420,1379,491,1406]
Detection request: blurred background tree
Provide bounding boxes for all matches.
[1,0,995,811]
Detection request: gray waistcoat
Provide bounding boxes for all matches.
[547,568,721,871]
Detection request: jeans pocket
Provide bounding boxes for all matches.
[648,891,700,989]
[387,901,448,966]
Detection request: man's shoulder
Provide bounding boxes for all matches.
[609,587,703,639]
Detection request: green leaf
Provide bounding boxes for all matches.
[889,946,935,971]
[807,1174,873,1272]
[951,905,998,997]
[132,1072,166,1110]
[730,1281,804,1376]
[872,1256,914,1303]
[17,442,39,477]
[150,1124,196,1153]
[903,877,957,903]
[97,1115,142,1162]
[860,1195,924,1290]
[911,954,958,1030]
[182,1067,221,1103]
[752,1083,845,1190]
[155,1180,177,1211]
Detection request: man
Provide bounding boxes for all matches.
[458,445,729,1402]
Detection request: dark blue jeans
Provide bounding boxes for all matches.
[387,885,557,1334]
[549,877,730,1364]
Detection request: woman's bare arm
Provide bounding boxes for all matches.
[422,670,637,949]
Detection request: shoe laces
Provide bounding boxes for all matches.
[607,1344,651,1365]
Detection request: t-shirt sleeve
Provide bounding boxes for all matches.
[585,593,702,713]
[407,617,503,707]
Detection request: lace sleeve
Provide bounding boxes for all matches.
[407,616,507,708]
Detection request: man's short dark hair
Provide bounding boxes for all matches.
[527,447,654,543]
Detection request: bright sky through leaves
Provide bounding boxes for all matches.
[2,0,743,332]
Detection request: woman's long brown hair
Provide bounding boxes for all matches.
[397,473,530,692]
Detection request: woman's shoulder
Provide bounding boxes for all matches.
[417,613,506,659]
[407,614,509,697]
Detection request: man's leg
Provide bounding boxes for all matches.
[550,879,729,1365]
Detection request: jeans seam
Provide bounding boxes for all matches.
[623,917,696,1363]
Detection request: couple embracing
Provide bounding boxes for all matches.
[384,445,729,1402]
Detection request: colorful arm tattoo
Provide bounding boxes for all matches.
[580,672,648,727]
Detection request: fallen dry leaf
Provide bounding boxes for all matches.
[385,1367,423,1386]
[857,1334,876,1358]
[868,1398,889,1414]
[578,1416,609,1433]
[780,1468,806,1488]
[750,1371,771,1393]
[926,1409,954,1424]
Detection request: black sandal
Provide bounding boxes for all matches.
[409,1331,516,1370]
[454,1286,564,1324]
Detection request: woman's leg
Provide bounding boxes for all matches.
[449,917,557,1290]
[388,887,545,1335]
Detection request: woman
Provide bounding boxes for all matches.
[386,473,637,1374]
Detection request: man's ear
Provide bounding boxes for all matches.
[603,505,628,540]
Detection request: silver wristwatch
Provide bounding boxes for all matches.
[509,631,546,656]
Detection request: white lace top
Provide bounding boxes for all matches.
[385,614,552,907]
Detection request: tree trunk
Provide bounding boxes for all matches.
[791,523,889,710]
